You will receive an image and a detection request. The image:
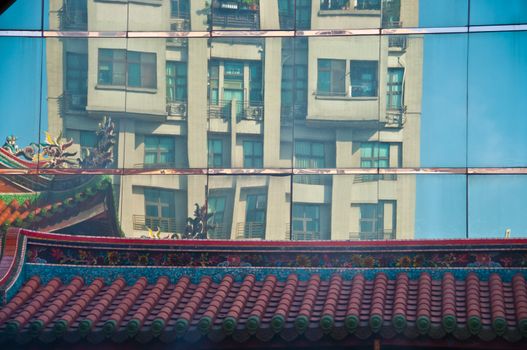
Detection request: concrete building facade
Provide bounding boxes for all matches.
[46,0,422,240]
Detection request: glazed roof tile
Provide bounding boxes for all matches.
[1,228,527,348]
[0,271,526,345]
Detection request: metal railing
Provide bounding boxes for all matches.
[280,104,307,124]
[235,222,265,239]
[353,174,397,183]
[133,215,185,234]
[208,223,230,239]
[209,100,264,121]
[64,92,87,111]
[293,174,331,185]
[385,107,406,127]
[61,1,87,30]
[320,0,380,11]
[212,9,260,29]
[291,231,325,241]
[388,35,407,50]
[349,229,395,240]
[166,100,187,117]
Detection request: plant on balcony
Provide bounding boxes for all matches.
[241,0,259,11]
[173,203,214,239]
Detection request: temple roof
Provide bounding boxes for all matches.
[0,177,120,236]
[0,229,527,348]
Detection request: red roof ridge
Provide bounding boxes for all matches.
[223,274,255,333]
[198,275,234,333]
[151,276,190,336]
[296,274,320,332]
[175,276,213,336]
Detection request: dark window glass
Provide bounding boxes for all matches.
[387,67,403,109]
[166,61,187,102]
[98,49,156,88]
[66,52,87,109]
[208,138,225,167]
[351,60,378,97]
[292,204,321,240]
[317,59,346,96]
[243,140,263,168]
[144,136,175,167]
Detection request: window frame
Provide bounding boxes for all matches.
[350,60,378,97]
[97,48,157,89]
[243,139,263,168]
[317,58,346,96]
[144,135,175,167]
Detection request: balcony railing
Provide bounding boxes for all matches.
[208,223,230,239]
[166,100,187,118]
[388,35,407,50]
[349,229,395,240]
[64,92,87,111]
[235,222,265,239]
[385,106,406,127]
[212,1,260,29]
[281,104,308,125]
[292,231,325,241]
[293,174,331,185]
[320,0,380,11]
[133,215,185,234]
[353,174,397,183]
[209,100,264,122]
[61,0,87,30]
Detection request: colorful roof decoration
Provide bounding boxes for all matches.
[0,177,119,236]
[0,229,527,348]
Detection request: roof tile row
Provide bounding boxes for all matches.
[1,272,527,344]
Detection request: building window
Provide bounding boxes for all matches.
[98,49,156,89]
[166,61,187,102]
[249,62,263,104]
[170,0,190,18]
[65,52,87,109]
[243,193,266,238]
[360,142,390,168]
[144,136,175,167]
[209,59,263,119]
[359,201,395,240]
[295,141,326,168]
[281,38,308,121]
[387,68,404,109]
[317,59,346,96]
[208,195,227,238]
[144,188,175,231]
[243,140,263,168]
[292,204,321,240]
[208,138,225,167]
[351,60,378,97]
[79,130,97,159]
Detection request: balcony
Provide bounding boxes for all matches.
[293,175,332,186]
[166,100,187,118]
[132,215,185,233]
[61,0,87,30]
[63,92,87,112]
[280,104,307,125]
[385,106,406,128]
[208,223,230,239]
[212,0,260,29]
[235,222,265,239]
[292,231,325,241]
[388,35,407,51]
[209,100,264,122]
[319,0,381,14]
[349,229,395,240]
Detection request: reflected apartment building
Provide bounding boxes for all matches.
[46,0,422,240]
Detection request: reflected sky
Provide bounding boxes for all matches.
[1,1,526,239]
